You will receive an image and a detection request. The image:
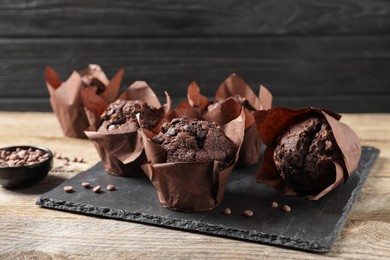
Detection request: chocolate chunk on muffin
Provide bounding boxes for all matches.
[98,100,163,133]
[273,116,343,195]
[152,116,237,163]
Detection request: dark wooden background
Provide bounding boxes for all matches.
[0,0,389,112]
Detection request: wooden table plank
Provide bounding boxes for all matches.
[0,112,389,259]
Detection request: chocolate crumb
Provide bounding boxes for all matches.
[106,184,116,191]
[223,208,232,215]
[282,204,291,213]
[64,186,73,193]
[244,210,254,217]
[271,201,279,209]
[93,186,101,193]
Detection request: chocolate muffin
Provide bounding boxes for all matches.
[152,116,237,163]
[273,116,343,195]
[98,100,163,133]
[207,95,255,112]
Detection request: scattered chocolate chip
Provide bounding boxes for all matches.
[73,157,78,162]
[223,208,232,215]
[78,157,84,163]
[64,158,70,166]
[56,154,62,159]
[271,201,279,209]
[93,186,101,193]
[64,186,73,193]
[82,182,90,189]
[106,184,116,191]
[282,204,291,213]
[244,210,254,217]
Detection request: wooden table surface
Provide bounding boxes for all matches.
[0,112,389,259]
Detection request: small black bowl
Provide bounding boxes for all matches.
[0,145,53,188]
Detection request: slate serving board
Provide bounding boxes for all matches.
[37,146,379,252]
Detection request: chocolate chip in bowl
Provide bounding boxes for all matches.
[0,145,53,188]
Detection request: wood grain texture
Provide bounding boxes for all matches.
[0,112,389,259]
[0,0,389,37]
[0,36,389,112]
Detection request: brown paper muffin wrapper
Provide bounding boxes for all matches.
[186,74,272,166]
[84,81,171,177]
[45,65,123,138]
[140,109,246,212]
[254,107,362,200]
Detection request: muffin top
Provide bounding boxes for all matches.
[273,116,343,195]
[152,116,237,163]
[98,100,163,133]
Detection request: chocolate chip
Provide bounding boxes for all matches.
[64,158,70,166]
[196,130,206,139]
[7,161,15,167]
[106,184,116,191]
[244,210,254,217]
[223,208,232,215]
[108,124,117,131]
[0,148,49,168]
[17,150,27,158]
[282,204,291,213]
[106,108,115,116]
[93,186,101,193]
[271,201,279,209]
[9,154,19,160]
[171,118,180,124]
[183,124,194,133]
[82,182,90,189]
[16,161,25,167]
[167,127,176,136]
[153,137,163,144]
[64,186,73,193]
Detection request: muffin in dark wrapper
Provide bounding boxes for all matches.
[187,73,272,166]
[45,64,123,138]
[140,112,245,212]
[84,81,171,177]
[254,107,361,200]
